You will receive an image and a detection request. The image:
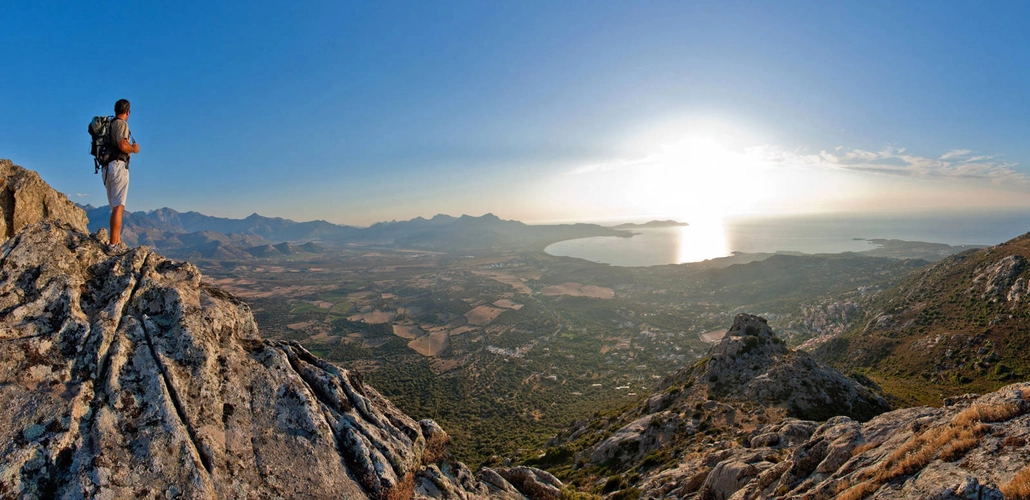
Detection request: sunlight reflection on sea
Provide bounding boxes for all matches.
[544,223,738,267]
[676,219,730,263]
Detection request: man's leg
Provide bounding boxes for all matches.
[110,205,124,245]
[104,160,129,247]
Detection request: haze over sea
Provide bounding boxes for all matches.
[544,211,1030,267]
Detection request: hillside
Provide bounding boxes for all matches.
[224,245,928,466]
[530,315,1030,499]
[534,315,889,477]
[815,233,1030,405]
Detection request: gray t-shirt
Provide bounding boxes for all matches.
[108,118,131,164]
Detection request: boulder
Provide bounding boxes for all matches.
[0,159,88,242]
[495,466,562,500]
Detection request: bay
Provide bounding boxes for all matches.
[544,211,1030,267]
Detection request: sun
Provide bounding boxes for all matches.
[625,135,780,222]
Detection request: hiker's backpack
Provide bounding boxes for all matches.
[88,115,114,174]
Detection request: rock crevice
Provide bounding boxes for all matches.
[139,312,214,474]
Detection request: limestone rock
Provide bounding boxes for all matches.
[0,165,559,499]
[0,159,88,242]
[699,459,772,500]
[634,383,1030,499]
[972,254,1026,302]
[478,468,529,498]
[587,411,687,468]
[747,419,817,449]
[494,466,562,500]
[699,314,890,422]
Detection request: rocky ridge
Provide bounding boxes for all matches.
[0,160,556,499]
[639,383,1030,499]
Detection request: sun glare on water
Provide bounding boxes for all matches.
[675,217,731,263]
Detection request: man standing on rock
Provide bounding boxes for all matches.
[104,99,139,252]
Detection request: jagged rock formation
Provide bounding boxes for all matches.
[539,315,1030,499]
[0,163,554,499]
[688,315,889,422]
[0,159,88,242]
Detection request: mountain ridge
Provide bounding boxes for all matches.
[81,204,629,254]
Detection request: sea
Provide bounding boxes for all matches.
[543,211,1030,267]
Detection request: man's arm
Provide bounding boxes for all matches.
[118,138,140,154]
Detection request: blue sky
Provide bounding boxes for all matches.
[4,1,1030,226]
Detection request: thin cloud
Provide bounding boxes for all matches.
[75,193,89,198]
[749,145,1027,185]
[940,149,972,160]
[567,154,660,175]
[571,142,1027,185]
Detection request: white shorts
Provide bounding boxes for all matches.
[103,160,129,208]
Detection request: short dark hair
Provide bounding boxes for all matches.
[114,99,131,115]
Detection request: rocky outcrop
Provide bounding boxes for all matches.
[0,164,553,499]
[0,159,88,242]
[972,254,1027,303]
[688,314,889,422]
[494,467,563,500]
[638,382,1030,499]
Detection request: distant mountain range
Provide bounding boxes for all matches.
[81,205,359,243]
[81,205,629,258]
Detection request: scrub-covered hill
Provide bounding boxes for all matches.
[815,232,1030,404]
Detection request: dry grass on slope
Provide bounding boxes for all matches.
[836,399,1027,500]
[1002,465,1030,500]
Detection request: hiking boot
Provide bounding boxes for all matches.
[106,242,129,255]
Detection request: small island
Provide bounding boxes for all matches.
[612,220,689,229]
